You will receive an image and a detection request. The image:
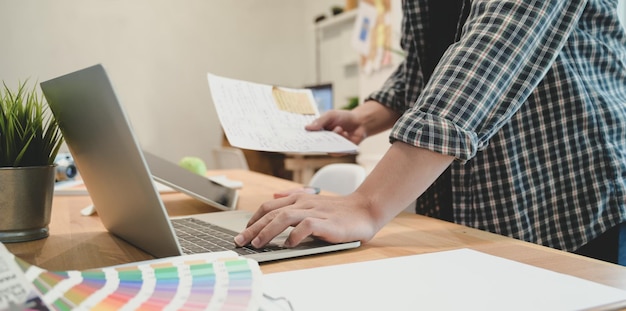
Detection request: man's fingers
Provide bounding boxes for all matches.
[285,216,328,247]
[236,195,313,247]
[246,195,297,227]
[306,113,333,131]
[240,208,309,248]
[236,194,350,248]
[305,120,323,131]
[235,209,280,247]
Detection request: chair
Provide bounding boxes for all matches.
[212,147,249,170]
[308,163,367,195]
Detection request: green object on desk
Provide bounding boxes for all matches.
[179,156,207,175]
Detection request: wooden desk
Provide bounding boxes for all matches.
[5,170,626,292]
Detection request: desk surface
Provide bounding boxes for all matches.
[6,169,626,291]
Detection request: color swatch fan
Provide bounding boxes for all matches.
[0,243,262,310]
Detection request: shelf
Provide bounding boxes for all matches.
[314,10,357,31]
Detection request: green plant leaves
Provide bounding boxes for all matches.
[0,80,64,167]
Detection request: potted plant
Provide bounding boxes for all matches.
[0,80,64,242]
[342,96,359,110]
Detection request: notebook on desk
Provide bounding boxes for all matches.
[40,64,360,262]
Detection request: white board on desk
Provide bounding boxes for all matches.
[262,248,626,311]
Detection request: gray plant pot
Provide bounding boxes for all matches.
[0,165,55,242]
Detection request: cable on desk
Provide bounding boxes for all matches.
[262,292,295,311]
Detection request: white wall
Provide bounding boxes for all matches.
[0,0,334,167]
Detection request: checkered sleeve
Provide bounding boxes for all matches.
[391,0,587,161]
[367,59,414,113]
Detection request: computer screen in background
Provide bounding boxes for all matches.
[305,83,333,114]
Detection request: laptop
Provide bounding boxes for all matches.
[142,150,238,211]
[40,64,360,262]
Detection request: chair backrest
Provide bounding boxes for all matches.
[308,163,367,195]
[212,147,249,170]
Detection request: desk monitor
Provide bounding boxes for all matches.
[305,83,333,114]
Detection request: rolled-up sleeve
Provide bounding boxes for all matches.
[391,0,587,162]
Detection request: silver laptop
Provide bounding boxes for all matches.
[40,64,360,262]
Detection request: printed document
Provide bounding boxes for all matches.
[207,74,358,154]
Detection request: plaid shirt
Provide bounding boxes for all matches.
[368,0,626,251]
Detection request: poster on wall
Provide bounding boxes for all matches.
[351,0,397,75]
[350,1,377,57]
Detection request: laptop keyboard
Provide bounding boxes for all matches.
[171,217,285,256]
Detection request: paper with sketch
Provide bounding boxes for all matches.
[207,73,358,154]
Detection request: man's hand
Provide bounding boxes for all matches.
[305,109,368,145]
[305,100,401,145]
[234,142,455,249]
[234,192,379,248]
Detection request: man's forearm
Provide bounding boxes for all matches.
[352,100,402,137]
[355,141,455,230]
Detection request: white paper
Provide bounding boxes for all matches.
[262,248,626,311]
[207,73,358,154]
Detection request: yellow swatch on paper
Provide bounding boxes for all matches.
[272,86,317,115]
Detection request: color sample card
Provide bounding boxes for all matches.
[271,86,317,115]
[0,245,262,311]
